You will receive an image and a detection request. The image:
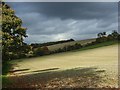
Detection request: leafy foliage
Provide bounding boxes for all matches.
[33,46,50,56]
[96,30,120,43]
[2,2,27,61]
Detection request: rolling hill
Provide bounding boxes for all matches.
[47,38,96,51]
[6,44,118,88]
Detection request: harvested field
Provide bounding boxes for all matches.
[47,38,96,51]
[5,44,119,88]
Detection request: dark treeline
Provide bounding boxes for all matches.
[31,39,74,48]
[84,30,120,47]
[96,31,120,42]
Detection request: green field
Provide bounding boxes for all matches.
[4,43,118,88]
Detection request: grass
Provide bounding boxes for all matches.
[10,44,118,75]
[72,40,119,52]
[2,61,12,86]
[3,42,118,88]
[2,75,11,86]
[3,67,105,88]
[2,40,119,75]
[2,61,13,75]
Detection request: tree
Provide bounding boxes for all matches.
[107,30,119,41]
[74,43,82,49]
[33,46,50,56]
[96,32,107,43]
[97,33,102,38]
[102,32,106,36]
[111,30,119,40]
[97,32,106,38]
[2,2,27,61]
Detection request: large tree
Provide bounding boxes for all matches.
[2,2,27,60]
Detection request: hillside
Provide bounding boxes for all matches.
[5,44,118,88]
[48,38,96,51]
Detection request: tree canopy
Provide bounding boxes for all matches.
[2,2,27,61]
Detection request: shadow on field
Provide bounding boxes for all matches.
[11,67,60,74]
[32,68,59,72]
[4,67,106,88]
[9,68,30,73]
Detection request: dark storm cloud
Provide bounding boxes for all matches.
[8,2,117,20]
[7,2,118,43]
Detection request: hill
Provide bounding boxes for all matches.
[47,38,96,51]
[5,44,118,88]
[31,39,75,48]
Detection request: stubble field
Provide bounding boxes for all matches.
[5,44,118,88]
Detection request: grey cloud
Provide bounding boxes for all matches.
[5,0,120,2]
[7,2,118,43]
[8,2,117,20]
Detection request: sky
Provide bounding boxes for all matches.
[7,2,118,44]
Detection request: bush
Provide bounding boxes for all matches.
[8,52,26,60]
[33,46,50,56]
[74,43,82,49]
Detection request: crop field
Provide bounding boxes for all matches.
[5,44,118,88]
[47,38,96,51]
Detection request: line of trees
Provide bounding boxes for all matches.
[96,30,120,43]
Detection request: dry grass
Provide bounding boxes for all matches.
[47,38,96,51]
[6,44,118,88]
[11,44,118,75]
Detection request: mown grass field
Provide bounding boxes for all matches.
[4,43,118,88]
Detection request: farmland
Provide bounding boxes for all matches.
[47,38,96,51]
[5,44,118,88]
[2,2,119,89]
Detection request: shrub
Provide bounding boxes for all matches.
[33,46,50,56]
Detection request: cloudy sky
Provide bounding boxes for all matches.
[7,2,118,44]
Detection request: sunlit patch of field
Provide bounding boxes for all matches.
[7,44,118,88]
[12,44,118,75]
[48,38,96,51]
